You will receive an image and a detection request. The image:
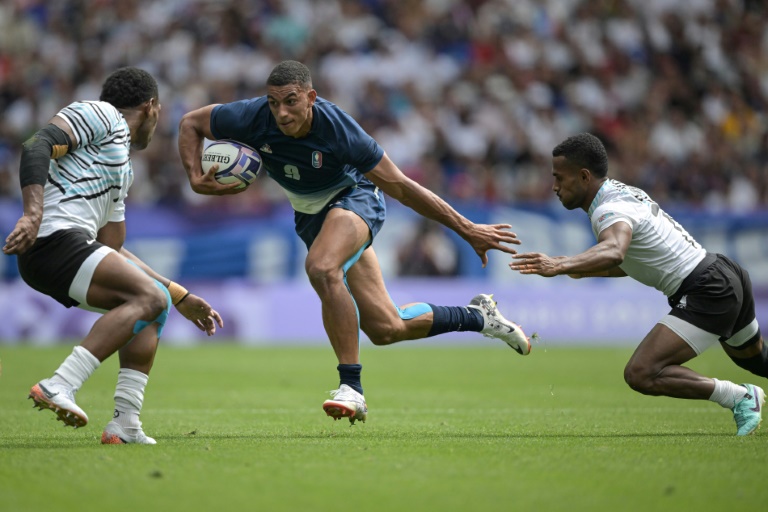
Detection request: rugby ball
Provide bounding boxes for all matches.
[202,140,262,189]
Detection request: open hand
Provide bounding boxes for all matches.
[464,223,521,267]
[510,252,566,277]
[3,215,40,255]
[175,293,224,335]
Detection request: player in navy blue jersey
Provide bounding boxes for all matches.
[178,60,532,423]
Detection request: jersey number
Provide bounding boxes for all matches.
[284,165,301,180]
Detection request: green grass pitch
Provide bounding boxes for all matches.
[0,343,765,512]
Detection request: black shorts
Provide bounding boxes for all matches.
[17,228,104,308]
[667,253,756,341]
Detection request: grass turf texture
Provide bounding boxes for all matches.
[0,344,765,512]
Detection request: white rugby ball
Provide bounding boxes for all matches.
[202,140,262,189]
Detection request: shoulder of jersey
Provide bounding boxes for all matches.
[312,97,353,130]
[79,100,123,122]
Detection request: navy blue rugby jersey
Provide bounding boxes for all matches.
[210,97,384,214]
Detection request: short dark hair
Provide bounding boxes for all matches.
[552,133,609,178]
[267,60,312,88]
[99,67,158,109]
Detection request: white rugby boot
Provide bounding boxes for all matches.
[468,294,532,355]
[101,421,157,445]
[29,378,88,428]
[323,384,368,425]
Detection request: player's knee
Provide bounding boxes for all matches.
[135,281,168,321]
[305,259,342,289]
[131,279,171,336]
[623,362,655,394]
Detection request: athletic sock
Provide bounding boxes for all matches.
[426,304,484,337]
[113,368,149,435]
[709,378,748,409]
[338,364,363,395]
[50,345,100,391]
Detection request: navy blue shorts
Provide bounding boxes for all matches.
[295,180,386,250]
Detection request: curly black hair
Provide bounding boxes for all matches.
[267,60,312,89]
[552,133,609,178]
[99,67,158,109]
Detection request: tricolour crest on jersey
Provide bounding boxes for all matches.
[597,212,615,223]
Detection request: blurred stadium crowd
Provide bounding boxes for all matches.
[1,0,767,213]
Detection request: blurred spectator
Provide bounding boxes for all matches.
[397,218,460,277]
[0,0,767,213]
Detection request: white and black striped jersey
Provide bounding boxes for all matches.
[589,179,707,297]
[37,101,132,239]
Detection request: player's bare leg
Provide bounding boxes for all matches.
[102,325,160,445]
[118,323,160,375]
[347,247,432,343]
[624,324,713,399]
[348,249,530,353]
[306,209,371,423]
[311,209,530,423]
[82,253,168,361]
[305,208,371,364]
[625,323,763,435]
[30,253,167,429]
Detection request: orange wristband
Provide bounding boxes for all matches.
[167,281,189,305]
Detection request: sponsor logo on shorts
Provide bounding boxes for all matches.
[676,295,687,309]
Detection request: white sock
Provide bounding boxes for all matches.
[113,368,149,434]
[50,346,100,391]
[709,378,748,409]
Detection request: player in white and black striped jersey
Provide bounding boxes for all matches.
[511,133,766,436]
[37,99,133,239]
[3,67,224,444]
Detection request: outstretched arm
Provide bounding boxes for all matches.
[567,267,628,279]
[510,221,632,277]
[366,153,520,267]
[178,104,241,196]
[97,222,224,335]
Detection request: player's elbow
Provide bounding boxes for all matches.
[378,182,407,204]
[178,112,196,134]
[607,252,624,267]
[604,244,625,267]
[180,109,210,137]
[372,175,415,206]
